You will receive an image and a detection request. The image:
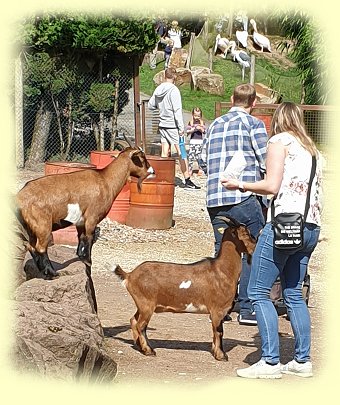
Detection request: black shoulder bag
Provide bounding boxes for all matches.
[271,156,316,250]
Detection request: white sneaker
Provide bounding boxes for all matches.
[236,359,282,379]
[281,359,313,377]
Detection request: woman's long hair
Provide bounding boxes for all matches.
[270,102,318,156]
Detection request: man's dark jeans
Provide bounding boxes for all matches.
[207,195,265,315]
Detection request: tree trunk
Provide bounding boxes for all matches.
[50,93,64,156]
[64,99,73,159]
[93,122,100,150]
[26,100,52,168]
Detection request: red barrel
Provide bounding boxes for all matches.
[253,114,272,133]
[126,156,175,230]
[44,162,96,246]
[89,150,130,224]
[45,161,96,175]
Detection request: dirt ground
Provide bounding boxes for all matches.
[15,163,328,387]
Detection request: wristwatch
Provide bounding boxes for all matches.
[238,181,246,192]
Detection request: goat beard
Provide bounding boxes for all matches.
[247,254,252,265]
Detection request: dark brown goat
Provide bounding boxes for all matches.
[16,148,155,280]
[114,217,256,361]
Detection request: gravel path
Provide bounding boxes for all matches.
[15,161,329,385]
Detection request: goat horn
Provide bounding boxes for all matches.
[121,132,134,148]
[215,215,241,228]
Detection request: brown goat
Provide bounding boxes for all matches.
[114,217,256,361]
[16,148,155,280]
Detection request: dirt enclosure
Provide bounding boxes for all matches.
[16,164,328,386]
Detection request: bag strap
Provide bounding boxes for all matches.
[303,155,317,220]
[271,155,317,220]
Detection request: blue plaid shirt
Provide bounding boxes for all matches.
[201,107,267,207]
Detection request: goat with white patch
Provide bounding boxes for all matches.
[114,216,256,361]
[16,147,155,281]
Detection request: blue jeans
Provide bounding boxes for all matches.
[248,222,320,364]
[208,195,265,314]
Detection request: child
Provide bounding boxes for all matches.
[186,107,206,176]
[164,39,174,69]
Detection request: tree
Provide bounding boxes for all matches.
[23,52,79,166]
[17,13,158,166]
[87,83,115,151]
[17,13,158,55]
[276,11,328,105]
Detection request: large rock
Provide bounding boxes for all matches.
[196,73,225,96]
[12,258,117,382]
[174,68,192,86]
[190,66,211,89]
[255,82,281,104]
[169,48,188,69]
[153,68,192,87]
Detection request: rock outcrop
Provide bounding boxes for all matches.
[12,246,117,383]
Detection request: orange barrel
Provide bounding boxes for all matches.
[89,150,130,224]
[44,161,96,175]
[90,150,119,169]
[44,162,96,246]
[126,156,176,230]
[253,114,272,133]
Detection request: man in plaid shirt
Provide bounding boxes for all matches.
[201,84,267,325]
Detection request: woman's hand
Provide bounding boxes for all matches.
[220,178,239,190]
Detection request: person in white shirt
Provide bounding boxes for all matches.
[223,101,323,379]
[167,20,182,49]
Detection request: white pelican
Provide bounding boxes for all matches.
[229,41,251,81]
[249,19,271,52]
[214,34,231,58]
[235,15,248,48]
[236,30,248,48]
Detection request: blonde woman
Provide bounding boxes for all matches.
[223,102,323,379]
[167,20,182,49]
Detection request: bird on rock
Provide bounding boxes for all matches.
[214,34,232,58]
[249,19,271,52]
[236,15,249,48]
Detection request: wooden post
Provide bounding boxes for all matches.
[15,55,24,168]
[250,54,256,85]
[208,48,213,72]
[185,32,196,69]
[141,101,147,152]
[227,7,234,38]
[215,101,222,119]
[133,56,141,147]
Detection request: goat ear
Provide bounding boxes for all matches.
[216,215,240,228]
[129,149,141,158]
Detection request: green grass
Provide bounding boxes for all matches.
[139,53,302,121]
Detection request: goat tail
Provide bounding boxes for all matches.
[113,264,128,281]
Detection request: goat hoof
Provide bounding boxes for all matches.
[143,348,156,356]
[214,352,228,361]
[43,269,58,280]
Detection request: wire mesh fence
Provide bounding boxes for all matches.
[214,102,333,147]
[140,100,334,169]
[15,52,138,168]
